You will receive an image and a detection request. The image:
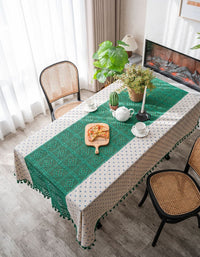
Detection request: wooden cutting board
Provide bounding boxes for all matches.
[85,123,110,154]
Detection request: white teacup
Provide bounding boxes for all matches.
[135,122,146,134]
[85,99,96,109]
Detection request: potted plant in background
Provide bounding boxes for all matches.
[93,40,129,86]
[191,32,200,50]
[114,65,155,102]
[109,91,119,110]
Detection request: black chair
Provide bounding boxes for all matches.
[138,136,200,246]
[40,61,81,121]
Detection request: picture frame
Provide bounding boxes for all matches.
[179,0,200,22]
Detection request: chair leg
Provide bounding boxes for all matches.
[51,112,55,121]
[197,214,200,228]
[152,220,165,247]
[138,188,148,207]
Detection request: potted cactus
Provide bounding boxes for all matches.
[109,91,119,110]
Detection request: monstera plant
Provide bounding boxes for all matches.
[93,40,129,85]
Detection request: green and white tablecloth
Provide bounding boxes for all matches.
[14,78,200,248]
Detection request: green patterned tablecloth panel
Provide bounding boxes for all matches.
[25,78,187,200]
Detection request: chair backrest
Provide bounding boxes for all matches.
[188,137,200,176]
[40,61,80,103]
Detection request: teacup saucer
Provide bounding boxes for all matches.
[84,105,97,113]
[131,126,149,138]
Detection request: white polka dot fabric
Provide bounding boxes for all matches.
[14,80,200,248]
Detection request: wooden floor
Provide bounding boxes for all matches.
[1,90,200,257]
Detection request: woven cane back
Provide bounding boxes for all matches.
[40,61,79,103]
[188,137,200,176]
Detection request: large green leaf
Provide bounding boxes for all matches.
[100,57,112,69]
[97,41,113,55]
[97,52,110,65]
[93,61,104,68]
[92,52,99,59]
[98,49,110,68]
[117,40,129,47]
[108,65,123,73]
[109,46,128,71]
[98,48,109,59]
[93,69,99,80]
[93,69,108,82]
[96,70,108,83]
[107,70,115,77]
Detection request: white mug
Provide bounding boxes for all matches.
[86,99,95,109]
[135,122,146,134]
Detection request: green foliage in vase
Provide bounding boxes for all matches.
[114,65,156,94]
[109,91,119,106]
[191,32,200,50]
[93,40,129,84]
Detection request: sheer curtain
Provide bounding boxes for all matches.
[0,0,88,140]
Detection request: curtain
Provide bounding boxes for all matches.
[85,0,121,92]
[0,0,88,140]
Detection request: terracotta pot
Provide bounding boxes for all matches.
[128,88,143,102]
[109,104,118,110]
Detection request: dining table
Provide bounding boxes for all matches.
[14,78,200,249]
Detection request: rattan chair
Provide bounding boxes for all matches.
[138,137,200,247]
[40,61,81,121]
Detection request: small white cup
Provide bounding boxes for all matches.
[86,99,95,109]
[135,122,146,134]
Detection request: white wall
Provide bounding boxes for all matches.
[145,0,200,60]
[120,0,147,55]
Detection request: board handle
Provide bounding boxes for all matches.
[95,146,99,154]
